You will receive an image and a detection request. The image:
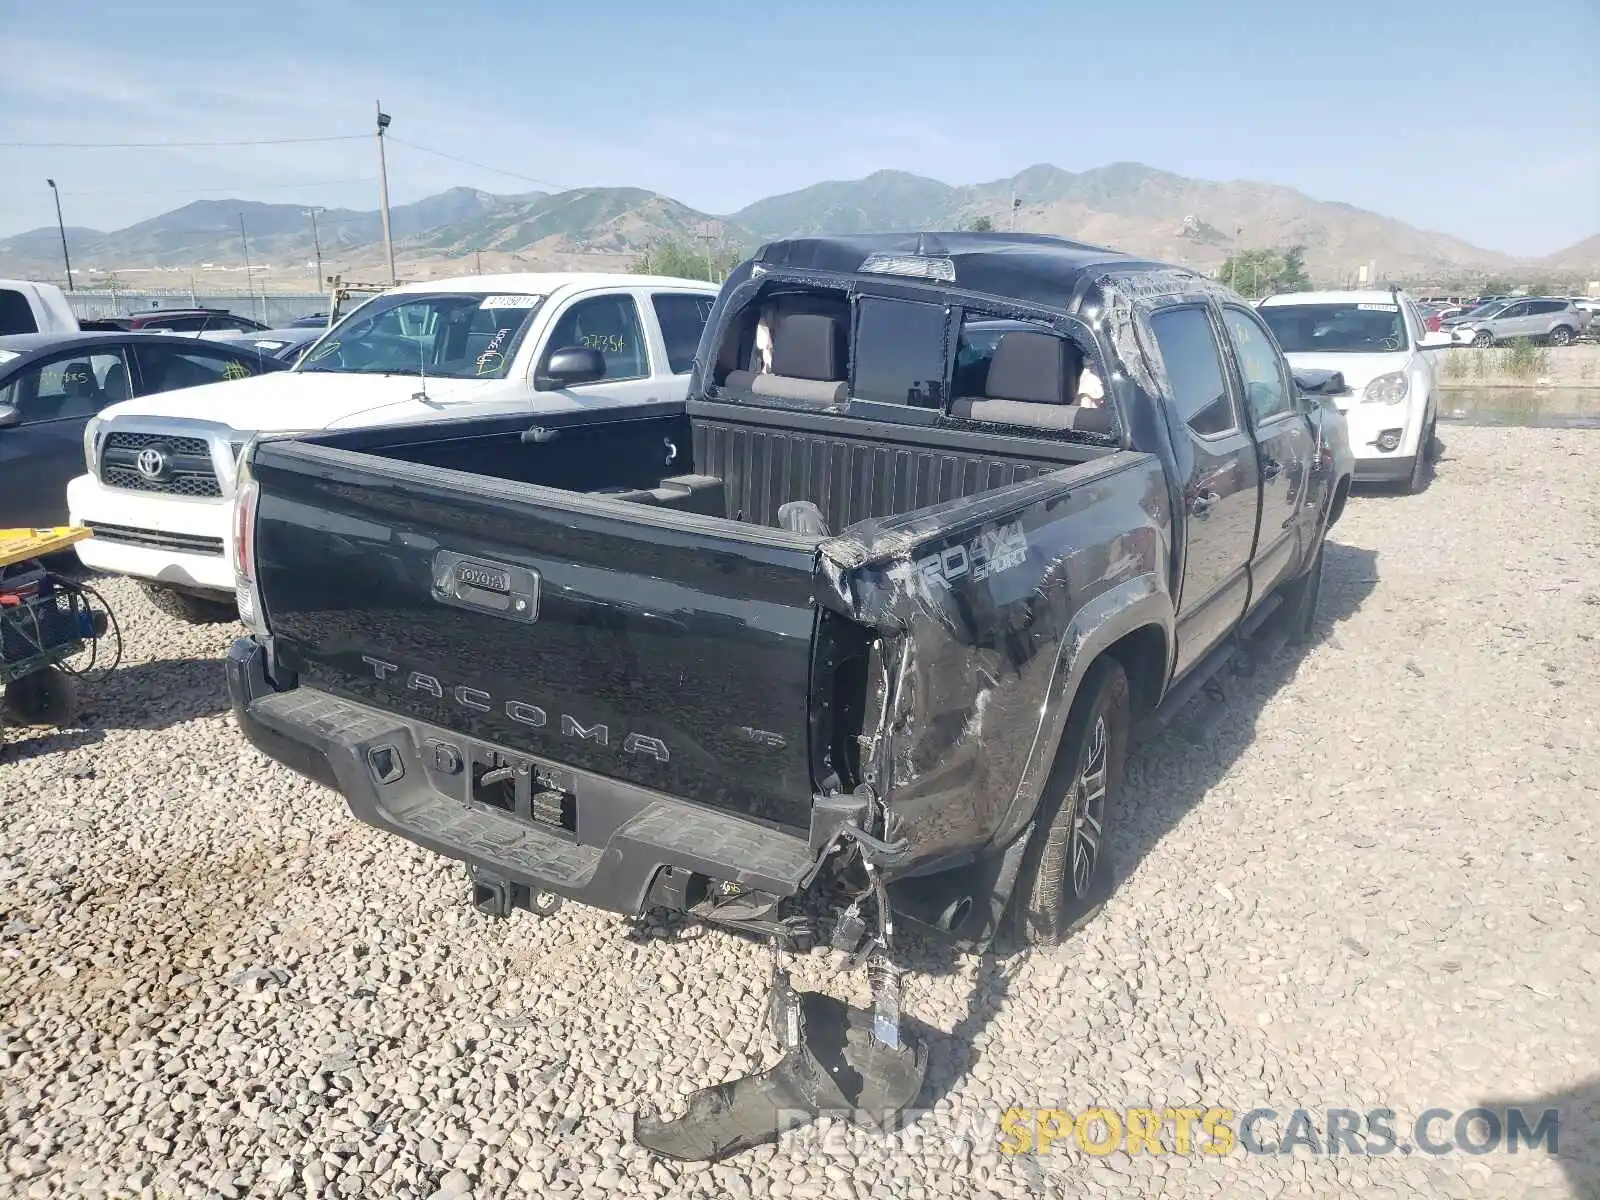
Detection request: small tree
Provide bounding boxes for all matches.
[964,215,996,233]
[632,236,738,283]
[1218,248,1286,298]
[1280,244,1311,291]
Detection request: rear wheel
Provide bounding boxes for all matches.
[2,666,78,727]
[140,582,237,625]
[1010,658,1129,946]
[1548,326,1574,347]
[1471,330,1494,348]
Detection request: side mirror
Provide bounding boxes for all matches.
[1291,369,1347,397]
[534,346,606,391]
[0,404,20,429]
[1418,331,1452,349]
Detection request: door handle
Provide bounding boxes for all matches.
[1190,490,1221,517]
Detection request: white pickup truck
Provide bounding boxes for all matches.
[68,272,720,621]
[1,279,81,336]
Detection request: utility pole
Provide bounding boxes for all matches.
[473,248,483,274]
[239,213,257,322]
[1009,189,1020,231]
[375,103,396,285]
[697,225,721,282]
[304,207,325,296]
[45,179,73,291]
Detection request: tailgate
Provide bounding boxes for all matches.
[251,440,822,829]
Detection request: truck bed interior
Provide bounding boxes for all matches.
[315,399,1112,540]
[308,280,1118,538]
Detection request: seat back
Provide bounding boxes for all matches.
[724,312,849,405]
[950,330,1113,434]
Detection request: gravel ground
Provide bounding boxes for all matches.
[3,425,1598,1200]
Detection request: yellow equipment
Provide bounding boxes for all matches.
[0,526,94,569]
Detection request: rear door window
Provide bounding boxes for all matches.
[651,293,715,374]
[851,297,947,408]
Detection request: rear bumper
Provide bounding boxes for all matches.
[225,637,818,917]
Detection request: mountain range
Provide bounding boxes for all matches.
[3,162,1595,285]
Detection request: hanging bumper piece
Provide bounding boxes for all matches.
[632,949,927,1162]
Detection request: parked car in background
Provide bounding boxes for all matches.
[288,313,332,328]
[1413,304,1445,333]
[0,331,288,530]
[1448,297,1587,346]
[0,280,80,336]
[68,272,721,622]
[1258,289,1442,492]
[77,309,271,336]
[206,326,326,364]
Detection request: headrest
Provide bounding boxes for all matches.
[985,331,1080,405]
[60,362,98,396]
[771,313,845,382]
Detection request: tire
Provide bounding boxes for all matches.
[1403,415,1435,494]
[1010,658,1130,946]
[1548,326,1574,347]
[1280,535,1326,644]
[2,666,78,726]
[140,582,237,625]
[1471,330,1494,348]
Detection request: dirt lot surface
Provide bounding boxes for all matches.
[3,426,1598,1199]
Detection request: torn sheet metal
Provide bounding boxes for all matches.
[813,450,1173,872]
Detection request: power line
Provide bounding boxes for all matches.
[59,177,376,198]
[0,134,365,149]
[386,137,572,192]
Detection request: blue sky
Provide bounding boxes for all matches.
[1,0,1596,255]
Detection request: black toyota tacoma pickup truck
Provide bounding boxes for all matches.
[225,232,1354,1157]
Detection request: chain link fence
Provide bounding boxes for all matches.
[63,291,327,328]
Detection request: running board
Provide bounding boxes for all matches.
[1137,593,1285,739]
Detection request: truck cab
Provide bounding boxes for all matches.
[65,272,720,621]
[0,280,81,337]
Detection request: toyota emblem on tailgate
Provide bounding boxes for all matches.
[135,445,171,481]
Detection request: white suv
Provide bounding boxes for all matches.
[68,273,720,621]
[1256,289,1443,493]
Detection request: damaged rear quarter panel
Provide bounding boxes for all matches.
[817,450,1174,871]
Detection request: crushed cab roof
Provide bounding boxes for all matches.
[750,231,1206,310]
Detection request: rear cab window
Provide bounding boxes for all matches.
[852,297,947,409]
[708,282,1114,440]
[0,289,39,335]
